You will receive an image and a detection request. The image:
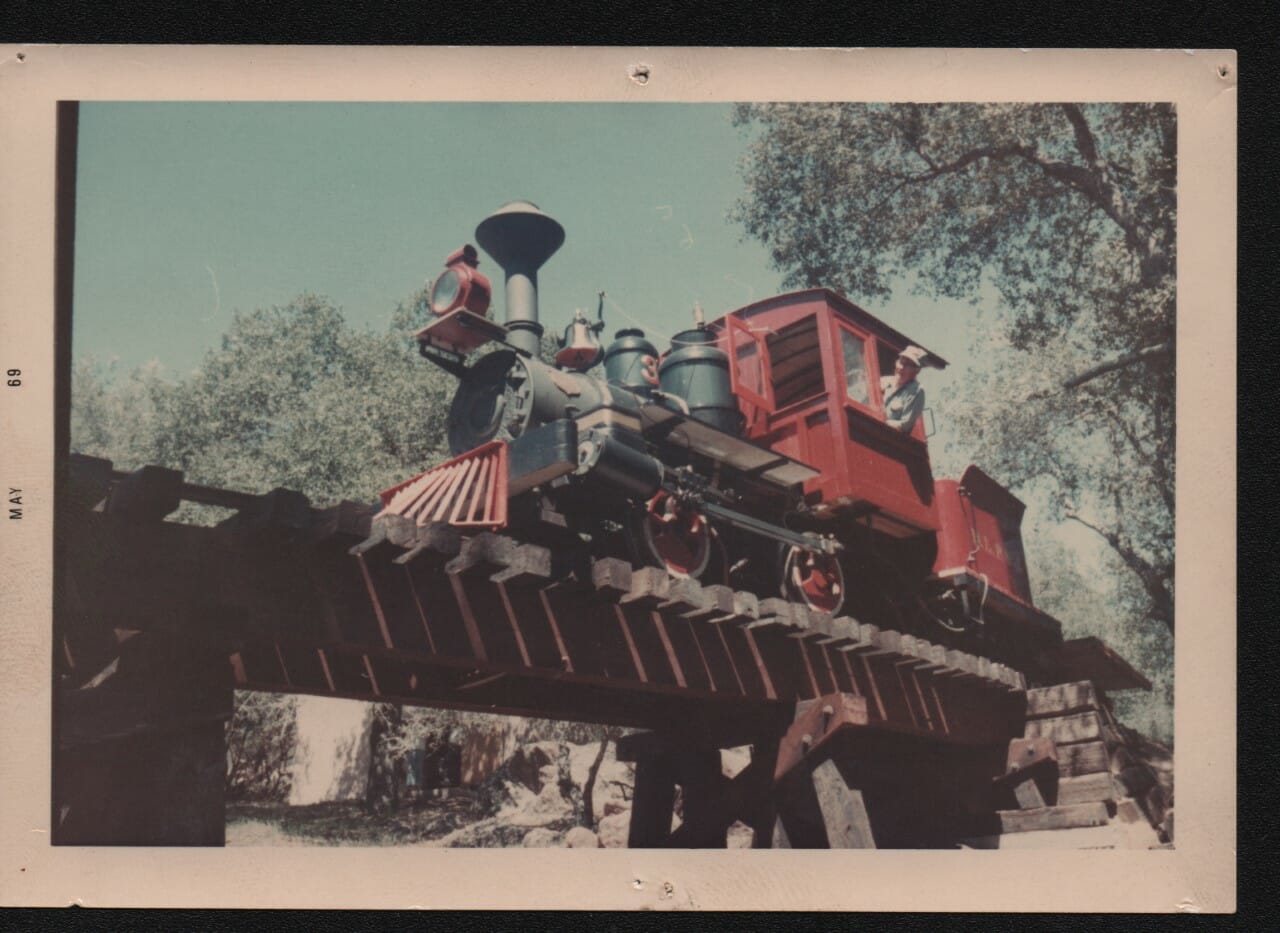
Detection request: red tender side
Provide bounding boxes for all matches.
[933,465,1034,604]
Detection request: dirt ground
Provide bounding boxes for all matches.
[225,792,563,847]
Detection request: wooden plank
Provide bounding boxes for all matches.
[651,615,689,689]
[539,582,607,677]
[275,640,330,692]
[310,536,394,648]
[237,641,288,687]
[717,622,773,699]
[581,598,642,681]
[919,670,951,738]
[659,613,712,692]
[354,552,399,650]
[862,652,916,728]
[618,604,681,687]
[1013,779,1046,809]
[628,754,677,848]
[997,801,1110,834]
[323,648,377,695]
[852,652,888,722]
[745,625,806,704]
[399,546,480,659]
[499,578,567,670]
[445,538,535,664]
[585,558,644,680]
[1056,740,1109,777]
[962,824,1121,850]
[666,749,730,848]
[613,604,649,682]
[802,641,837,696]
[687,618,741,695]
[810,758,877,848]
[1025,681,1100,718]
[1049,637,1152,691]
[1056,772,1118,806]
[1023,711,1103,744]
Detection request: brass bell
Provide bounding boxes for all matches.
[555,308,604,371]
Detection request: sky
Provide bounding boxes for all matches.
[72,102,976,389]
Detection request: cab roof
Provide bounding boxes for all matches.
[716,288,950,370]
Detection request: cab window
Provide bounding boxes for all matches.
[840,329,872,407]
[766,315,825,409]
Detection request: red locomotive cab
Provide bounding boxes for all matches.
[714,289,946,539]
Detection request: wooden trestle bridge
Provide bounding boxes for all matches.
[54,455,1150,848]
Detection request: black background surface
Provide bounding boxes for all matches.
[0,0,1263,927]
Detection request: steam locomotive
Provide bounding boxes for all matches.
[381,201,1065,670]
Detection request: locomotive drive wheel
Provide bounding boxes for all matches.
[639,491,712,579]
[782,546,846,615]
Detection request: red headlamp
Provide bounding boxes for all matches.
[429,244,492,317]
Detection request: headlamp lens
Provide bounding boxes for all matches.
[430,269,461,314]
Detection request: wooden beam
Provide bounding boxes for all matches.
[1056,772,1118,806]
[997,801,1110,834]
[810,759,877,848]
[1025,680,1101,718]
[1024,711,1104,744]
[627,754,677,848]
[1056,740,1110,777]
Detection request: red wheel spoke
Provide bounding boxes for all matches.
[642,492,711,578]
[785,547,845,614]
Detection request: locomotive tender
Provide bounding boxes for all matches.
[382,201,1066,673]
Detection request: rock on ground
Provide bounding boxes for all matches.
[563,826,601,848]
[597,810,630,848]
[521,827,560,847]
[726,820,755,848]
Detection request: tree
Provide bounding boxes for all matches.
[731,103,1175,636]
[225,691,299,801]
[73,290,456,509]
[72,292,464,806]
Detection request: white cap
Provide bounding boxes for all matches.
[898,345,927,367]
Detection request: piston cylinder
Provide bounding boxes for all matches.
[575,428,664,500]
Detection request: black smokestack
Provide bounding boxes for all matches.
[474,201,565,359]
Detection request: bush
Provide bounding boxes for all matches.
[226,691,299,802]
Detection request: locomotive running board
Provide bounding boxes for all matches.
[638,401,818,488]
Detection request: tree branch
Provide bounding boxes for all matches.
[1023,341,1173,402]
[1060,341,1173,389]
[1062,103,1102,169]
[1103,403,1175,518]
[898,108,1169,285]
[1066,511,1175,635]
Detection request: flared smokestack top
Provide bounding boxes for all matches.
[475,201,565,359]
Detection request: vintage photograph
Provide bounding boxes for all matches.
[55,98,1175,849]
[1,47,1234,911]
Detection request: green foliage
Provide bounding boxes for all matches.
[71,291,455,507]
[71,356,171,469]
[1023,521,1173,744]
[732,103,1175,644]
[732,103,1174,350]
[225,690,299,802]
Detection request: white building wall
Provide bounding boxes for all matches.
[287,696,373,805]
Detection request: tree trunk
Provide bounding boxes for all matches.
[365,703,405,815]
[581,731,616,828]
